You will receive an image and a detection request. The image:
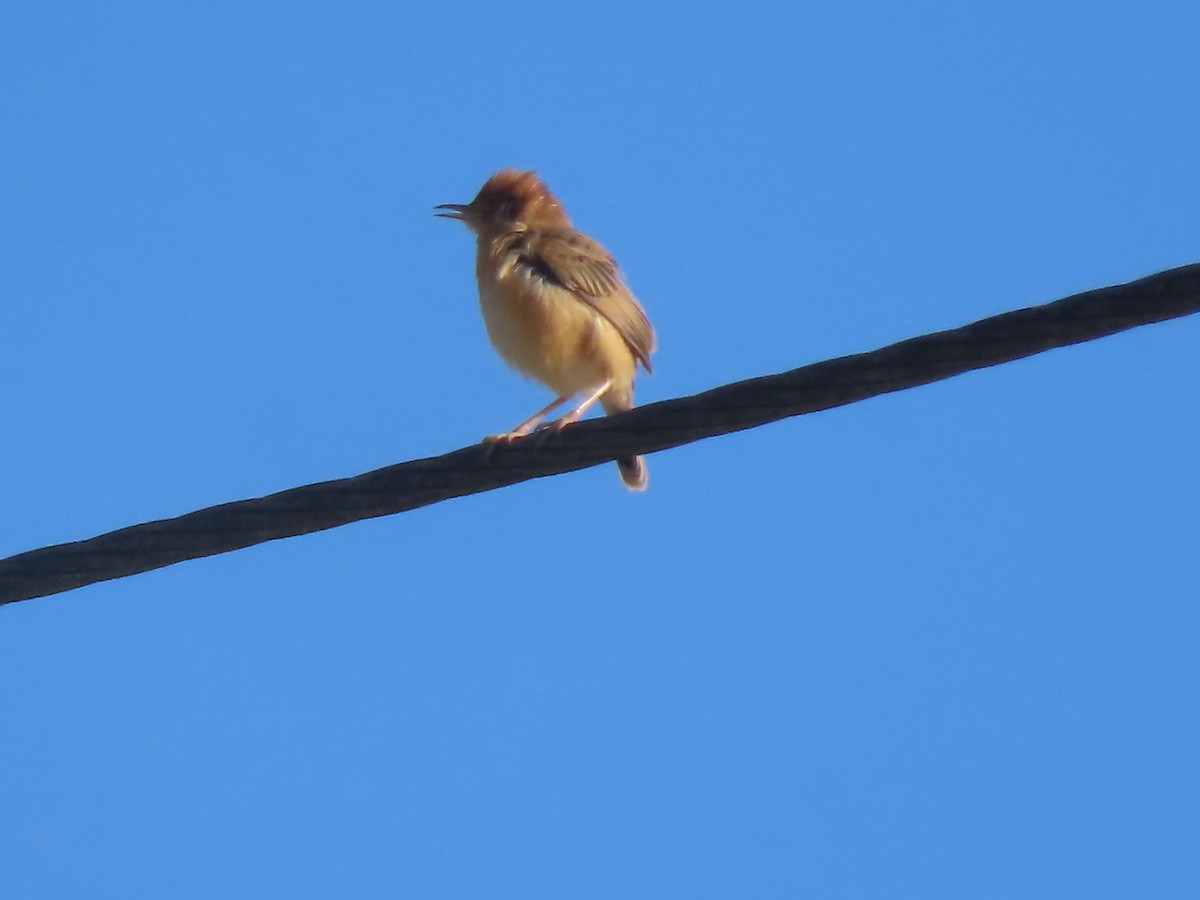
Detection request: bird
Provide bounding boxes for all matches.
[435,169,656,490]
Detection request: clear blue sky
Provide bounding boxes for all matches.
[3,2,1198,896]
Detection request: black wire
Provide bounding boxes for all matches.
[2,262,1198,606]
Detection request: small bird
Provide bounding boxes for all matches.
[436,169,656,490]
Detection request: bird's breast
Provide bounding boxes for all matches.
[475,246,625,396]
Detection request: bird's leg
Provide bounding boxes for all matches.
[543,379,612,431]
[484,394,573,443]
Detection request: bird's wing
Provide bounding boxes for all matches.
[514,228,656,372]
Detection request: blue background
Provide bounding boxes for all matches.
[3,2,1198,896]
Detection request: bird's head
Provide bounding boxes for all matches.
[435,169,571,234]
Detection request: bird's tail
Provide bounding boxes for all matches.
[601,385,647,492]
[617,455,648,491]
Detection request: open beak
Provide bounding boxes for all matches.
[434,203,467,220]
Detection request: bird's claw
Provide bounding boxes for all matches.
[482,431,523,444]
[539,412,582,432]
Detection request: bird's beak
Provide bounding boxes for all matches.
[434,203,468,220]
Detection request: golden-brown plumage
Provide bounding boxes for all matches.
[436,169,656,490]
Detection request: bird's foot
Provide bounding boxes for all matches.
[482,419,544,444]
[537,410,583,432]
[482,430,525,444]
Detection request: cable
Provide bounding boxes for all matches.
[2,262,1198,606]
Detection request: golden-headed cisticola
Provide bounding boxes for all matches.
[436,169,656,490]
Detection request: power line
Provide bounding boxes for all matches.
[2,262,1198,607]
